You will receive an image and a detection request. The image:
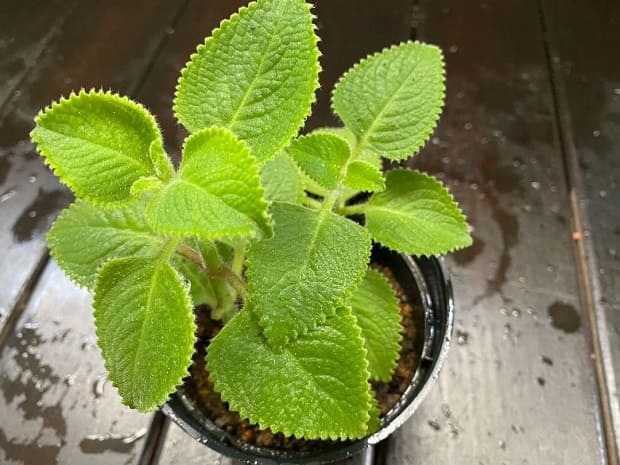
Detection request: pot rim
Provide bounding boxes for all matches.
[162,250,454,464]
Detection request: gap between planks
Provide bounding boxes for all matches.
[536,0,620,463]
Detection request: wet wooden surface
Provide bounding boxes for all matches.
[0,1,618,464]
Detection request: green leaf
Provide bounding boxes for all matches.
[312,127,381,169]
[344,160,385,193]
[174,0,320,162]
[288,133,351,190]
[94,254,196,411]
[246,202,371,347]
[366,169,472,255]
[207,306,372,440]
[367,394,381,434]
[31,90,171,205]
[349,269,401,381]
[260,151,304,203]
[174,257,218,309]
[332,42,445,161]
[147,127,271,239]
[48,198,165,290]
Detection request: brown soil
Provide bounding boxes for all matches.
[182,265,424,451]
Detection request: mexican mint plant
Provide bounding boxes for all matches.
[31,0,471,441]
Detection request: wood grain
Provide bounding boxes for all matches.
[541,0,620,461]
[0,0,187,338]
[0,261,152,465]
[386,0,607,463]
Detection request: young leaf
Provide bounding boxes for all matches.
[311,127,381,169]
[246,202,371,347]
[287,133,351,190]
[174,257,218,309]
[48,197,165,290]
[207,306,372,440]
[31,90,171,205]
[260,151,304,204]
[174,0,320,162]
[349,269,401,381]
[366,169,472,255]
[94,254,196,412]
[147,127,271,239]
[332,42,445,161]
[344,160,385,193]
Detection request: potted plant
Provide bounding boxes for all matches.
[30,0,471,463]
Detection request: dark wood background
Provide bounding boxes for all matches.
[0,1,618,464]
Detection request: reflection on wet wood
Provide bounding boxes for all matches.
[541,0,620,459]
[0,261,152,464]
[386,0,606,463]
[0,0,187,337]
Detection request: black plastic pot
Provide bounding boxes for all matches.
[162,246,455,465]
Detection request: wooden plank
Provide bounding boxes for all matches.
[540,0,620,461]
[0,0,79,109]
[0,261,152,465]
[0,0,188,338]
[142,0,412,462]
[385,0,607,463]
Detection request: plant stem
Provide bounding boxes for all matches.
[232,239,246,276]
[176,244,248,299]
[334,203,369,216]
[303,196,323,210]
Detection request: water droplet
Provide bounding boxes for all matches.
[23,320,40,330]
[518,276,526,284]
[456,329,469,345]
[93,375,106,398]
[511,309,521,318]
[546,264,554,272]
[28,175,37,183]
[593,130,601,137]
[1,190,16,202]
[500,307,508,316]
[432,137,440,145]
[599,190,607,198]
[464,122,473,130]
[469,182,479,191]
[449,45,459,53]
[530,181,540,190]
[28,210,37,218]
[498,439,506,450]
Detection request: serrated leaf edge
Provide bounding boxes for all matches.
[93,254,196,412]
[367,168,472,256]
[180,126,273,238]
[173,0,322,163]
[246,203,372,348]
[351,268,402,382]
[207,306,373,440]
[31,88,165,208]
[331,41,446,161]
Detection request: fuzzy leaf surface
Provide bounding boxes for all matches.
[332,42,445,161]
[147,127,271,239]
[349,269,402,381]
[260,151,304,203]
[288,133,351,190]
[94,255,195,411]
[48,198,164,289]
[174,0,320,162]
[366,169,472,255]
[247,202,371,347]
[31,90,171,205]
[344,160,385,193]
[207,306,372,439]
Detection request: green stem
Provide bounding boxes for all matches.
[232,239,246,276]
[303,196,323,210]
[334,203,369,216]
[176,244,248,299]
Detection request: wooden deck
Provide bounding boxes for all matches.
[0,1,618,464]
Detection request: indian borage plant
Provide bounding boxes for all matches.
[31,0,471,440]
